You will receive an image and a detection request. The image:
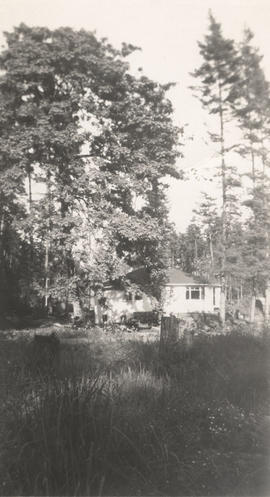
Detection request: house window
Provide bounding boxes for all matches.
[191,287,200,299]
[135,293,142,300]
[126,292,133,301]
[186,286,205,300]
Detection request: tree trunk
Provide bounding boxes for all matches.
[44,172,51,310]
[250,294,256,323]
[27,170,34,264]
[28,170,32,212]
[218,82,227,326]
[209,234,214,265]
[44,238,49,309]
[251,147,256,190]
[220,284,226,324]
[261,143,270,324]
[194,237,198,260]
[0,207,6,314]
[237,286,240,306]
[265,283,270,322]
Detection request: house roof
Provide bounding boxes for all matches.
[166,268,201,285]
[104,268,152,291]
[126,267,219,286]
[106,267,220,291]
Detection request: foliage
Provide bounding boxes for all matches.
[191,12,241,321]
[0,330,269,496]
[230,29,270,297]
[0,24,181,313]
[187,16,270,319]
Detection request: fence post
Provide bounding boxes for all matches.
[159,315,180,354]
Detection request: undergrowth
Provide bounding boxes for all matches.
[0,331,269,496]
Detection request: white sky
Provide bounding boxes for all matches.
[1,0,270,231]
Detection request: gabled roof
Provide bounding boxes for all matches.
[104,268,152,291]
[166,268,201,285]
[166,268,221,286]
[127,267,208,286]
[106,267,220,291]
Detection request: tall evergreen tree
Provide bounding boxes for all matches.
[191,12,240,322]
[231,29,270,321]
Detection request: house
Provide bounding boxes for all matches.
[162,268,221,316]
[98,267,221,323]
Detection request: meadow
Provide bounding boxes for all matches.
[0,326,269,496]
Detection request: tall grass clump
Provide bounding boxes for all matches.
[2,370,173,496]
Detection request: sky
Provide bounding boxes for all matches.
[1,0,270,231]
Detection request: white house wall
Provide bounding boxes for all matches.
[95,285,221,323]
[103,289,154,322]
[163,285,220,315]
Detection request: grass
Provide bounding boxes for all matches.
[0,327,269,496]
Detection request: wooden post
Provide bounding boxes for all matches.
[159,315,195,357]
[159,315,180,354]
[44,238,49,309]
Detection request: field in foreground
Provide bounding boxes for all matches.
[0,327,269,496]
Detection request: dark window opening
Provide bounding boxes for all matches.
[191,288,200,299]
[186,286,204,300]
